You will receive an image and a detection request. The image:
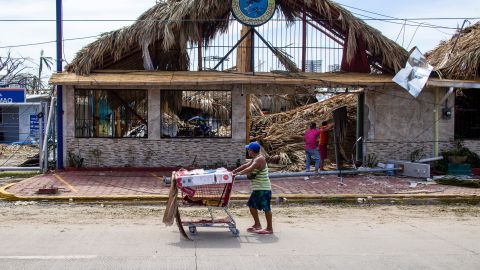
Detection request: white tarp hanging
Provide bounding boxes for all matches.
[393,47,433,98]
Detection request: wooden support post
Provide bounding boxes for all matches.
[246,94,251,144]
[434,88,440,156]
[197,24,203,71]
[302,7,307,72]
[236,25,253,143]
[115,107,121,137]
[94,91,100,137]
[356,93,365,162]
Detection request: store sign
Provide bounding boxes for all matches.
[232,0,276,27]
[0,88,26,103]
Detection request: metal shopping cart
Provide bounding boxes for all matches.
[173,168,239,238]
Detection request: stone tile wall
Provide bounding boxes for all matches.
[364,141,455,162]
[66,138,245,168]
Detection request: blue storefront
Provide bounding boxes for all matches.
[0,88,34,144]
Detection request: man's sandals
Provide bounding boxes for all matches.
[247,226,274,234]
[255,229,273,235]
[247,226,261,233]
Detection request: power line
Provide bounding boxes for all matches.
[338,3,460,29]
[339,4,466,37]
[348,11,459,30]
[0,35,100,49]
[1,17,469,50]
[1,12,475,50]
[0,17,478,22]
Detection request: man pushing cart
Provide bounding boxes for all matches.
[233,141,274,235]
[163,141,273,239]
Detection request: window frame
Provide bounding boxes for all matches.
[74,89,148,139]
[160,90,233,139]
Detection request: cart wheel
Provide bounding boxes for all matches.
[229,227,240,237]
[188,226,197,234]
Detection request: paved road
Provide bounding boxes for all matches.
[0,204,479,269]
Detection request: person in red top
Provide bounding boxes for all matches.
[304,122,321,173]
[318,121,334,170]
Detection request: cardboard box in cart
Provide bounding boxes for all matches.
[177,169,233,187]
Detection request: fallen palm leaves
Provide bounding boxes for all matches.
[251,94,358,171]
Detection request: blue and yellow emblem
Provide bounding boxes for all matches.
[232,0,276,27]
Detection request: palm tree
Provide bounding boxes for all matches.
[37,50,53,90]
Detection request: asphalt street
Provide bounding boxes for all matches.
[0,204,479,269]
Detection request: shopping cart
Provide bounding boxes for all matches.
[173,168,239,237]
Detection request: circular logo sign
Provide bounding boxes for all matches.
[232,0,276,27]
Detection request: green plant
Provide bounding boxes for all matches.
[91,148,102,166]
[409,148,424,162]
[364,153,378,168]
[466,150,480,168]
[436,177,480,188]
[67,151,84,168]
[434,144,480,173]
[0,172,40,179]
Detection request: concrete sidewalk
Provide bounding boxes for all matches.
[1,170,480,203]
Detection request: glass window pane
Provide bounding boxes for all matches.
[161,90,232,138]
[74,89,148,138]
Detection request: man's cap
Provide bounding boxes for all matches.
[245,141,261,153]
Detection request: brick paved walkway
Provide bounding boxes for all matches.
[3,170,480,198]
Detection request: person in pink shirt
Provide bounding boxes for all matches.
[304,122,321,173]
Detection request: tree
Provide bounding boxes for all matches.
[37,49,53,89]
[0,52,27,87]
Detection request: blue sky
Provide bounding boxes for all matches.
[0,0,479,76]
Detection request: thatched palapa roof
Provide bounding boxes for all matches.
[427,22,480,80]
[68,0,408,75]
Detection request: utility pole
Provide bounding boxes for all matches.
[56,0,64,169]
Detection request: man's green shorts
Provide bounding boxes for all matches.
[247,190,272,212]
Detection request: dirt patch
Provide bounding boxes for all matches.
[0,203,479,225]
[0,144,39,167]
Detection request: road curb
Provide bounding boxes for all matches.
[1,181,479,205]
[0,183,17,200]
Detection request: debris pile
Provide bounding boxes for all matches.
[251,94,358,171]
[0,144,40,167]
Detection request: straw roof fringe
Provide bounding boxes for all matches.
[426,22,480,80]
[68,0,408,75]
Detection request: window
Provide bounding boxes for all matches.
[455,89,480,140]
[161,90,232,138]
[75,89,148,138]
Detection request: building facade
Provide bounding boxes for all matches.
[62,86,246,168]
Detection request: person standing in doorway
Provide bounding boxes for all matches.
[318,121,334,171]
[304,122,321,174]
[233,142,273,235]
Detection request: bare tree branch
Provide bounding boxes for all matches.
[0,52,27,86]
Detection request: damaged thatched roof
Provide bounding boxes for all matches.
[426,22,480,80]
[68,0,408,75]
[251,93,357,171]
